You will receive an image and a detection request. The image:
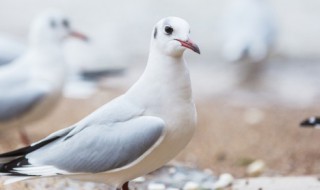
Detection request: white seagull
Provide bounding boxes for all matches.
[0,10,87,144]
[221,0,277,86]
[0,17,200,190]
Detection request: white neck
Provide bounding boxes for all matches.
[28,43,67,89]
[29,38,63,53]
[29,28,63,50]
[126,47,192,108]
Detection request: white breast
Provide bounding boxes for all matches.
[74,57,197,187]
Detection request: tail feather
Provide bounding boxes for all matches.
[0,136,61,179]
[0,157,33,176]
[300,116,320,128]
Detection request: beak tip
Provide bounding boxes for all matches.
[191,44,200,54]
[175,39,200,55]
[194,48,201,54]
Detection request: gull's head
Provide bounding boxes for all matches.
[29,10,88,47]
[151,17,200,57]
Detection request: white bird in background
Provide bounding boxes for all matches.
[221,0,277,87]
[300,117,320,129]
[0,10,88,145]
[0,35,26,65]
[0,17,200,190]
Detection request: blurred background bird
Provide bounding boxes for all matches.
[221,0,277,89]
[0,10,87,145]
[0,34,25,66]
[300,117,320,128]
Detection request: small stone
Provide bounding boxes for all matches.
[168,167,177,174]
[148,183,166,190]
[132,176,146,183]
[183,181,200,190]
[213,173,234,189]
[246,160,266,177]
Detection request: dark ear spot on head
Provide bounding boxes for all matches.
[154,27,157,39]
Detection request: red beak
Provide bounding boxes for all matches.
[175,39,200,54]
[69,31,89,42]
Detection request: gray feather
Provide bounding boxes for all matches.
[27,116,165,173]
[0,70,27,88]
[0,85,47,121]
[0,58,12,66]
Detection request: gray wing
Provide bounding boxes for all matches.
[0,35,25,66]
[0,85,48,121]
[0,64,29,88]
[22,116,165,174]
[0,58,13,66]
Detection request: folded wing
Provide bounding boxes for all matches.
[0,84,48,121]
[0,116,165,177]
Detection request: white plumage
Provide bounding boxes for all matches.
[0,17,200,190]
[0,10,87,144]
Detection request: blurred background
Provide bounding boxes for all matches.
[0,0,320,188]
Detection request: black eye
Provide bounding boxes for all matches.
[50,20,56,28]
[164,26,173,35]
[62,19,70,28]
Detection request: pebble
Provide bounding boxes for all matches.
[169,167,177,174]
[148,183,166,190]
[213,173,234,189]
[132,176,146,183]
[145,165,216,189]
[183,181,200,190]
[246,160,266,177]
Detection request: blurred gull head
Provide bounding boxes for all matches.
[29,10,88,47]
[151,17,200,57]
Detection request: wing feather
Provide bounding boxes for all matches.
[0,116,165,177]
[0,84,48,121]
